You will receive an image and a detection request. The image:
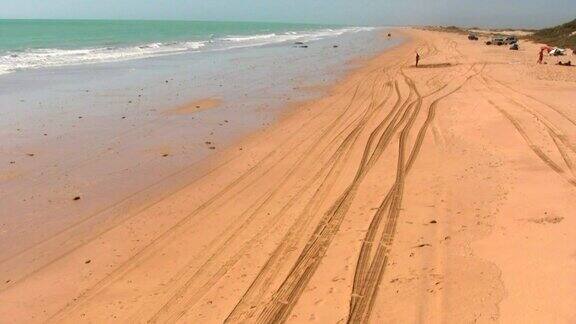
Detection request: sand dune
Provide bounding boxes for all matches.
[1,28,575,323]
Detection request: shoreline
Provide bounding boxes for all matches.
[1,27,576,323]
[0,26,399,261]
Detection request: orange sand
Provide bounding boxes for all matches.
[1,28,575,323]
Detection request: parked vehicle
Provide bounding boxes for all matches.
[550,48,566,56]
[504,36,518,44]
[491,37,505,46]
[510,43,519,50]
[468,33,479,40]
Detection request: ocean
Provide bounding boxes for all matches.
[0,19,371,75]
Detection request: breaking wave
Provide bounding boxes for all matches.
[0,27,375,75]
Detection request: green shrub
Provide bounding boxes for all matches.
[530,19,576,49]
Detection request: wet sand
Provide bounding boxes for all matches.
[1,28,576,323]
[165,98,223,115]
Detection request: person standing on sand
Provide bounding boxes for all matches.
[415,52,420,67]
[538,50,544,64]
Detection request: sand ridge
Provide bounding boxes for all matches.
[0,28,575,323]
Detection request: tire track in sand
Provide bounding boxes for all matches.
[478,75,576,187]
[348,63,482,323]
[144,76,393,323]
[252,71,422,324]
[226,77,405,323]
[0,80,366,293]
[47,70,384,322]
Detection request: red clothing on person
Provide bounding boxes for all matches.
[538,51,544,64]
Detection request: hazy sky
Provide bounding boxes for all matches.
[1,0,575,28]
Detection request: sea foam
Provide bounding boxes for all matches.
[0,27,374,75]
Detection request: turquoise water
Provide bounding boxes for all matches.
[0,19,365,75]
[0,19,333,52]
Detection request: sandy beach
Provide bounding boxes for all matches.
[1,27,576,323]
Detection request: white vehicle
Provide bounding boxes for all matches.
[550,48,566,56]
